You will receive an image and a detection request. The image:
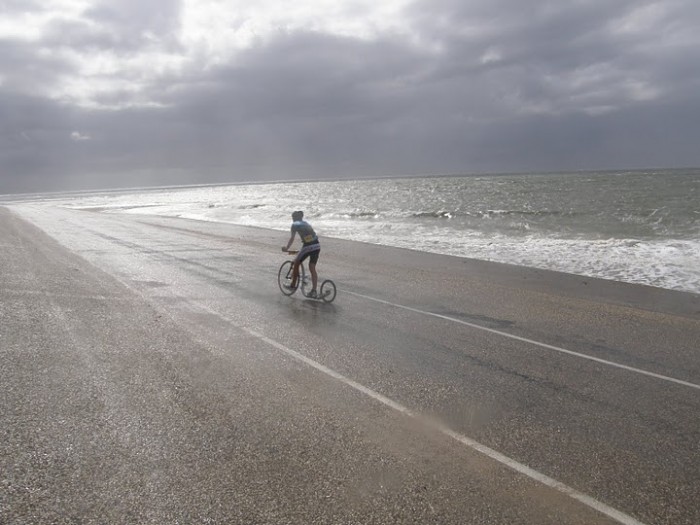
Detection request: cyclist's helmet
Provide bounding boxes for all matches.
[292,210,303,221]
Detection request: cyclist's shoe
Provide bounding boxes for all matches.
[307,289,318,299]
[283,283,296,291]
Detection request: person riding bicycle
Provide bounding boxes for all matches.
[282,210,321,298]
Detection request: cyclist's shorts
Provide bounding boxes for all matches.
[296,242,320,265]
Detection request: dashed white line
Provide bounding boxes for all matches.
[343,290,700,391]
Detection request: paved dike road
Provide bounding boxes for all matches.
[2,204,699,525]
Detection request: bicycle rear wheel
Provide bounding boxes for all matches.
[320,279,336,303]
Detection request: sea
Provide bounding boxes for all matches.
[12,168,700,295]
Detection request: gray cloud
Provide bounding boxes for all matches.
[80,0,183,50]
[1,0,700,194]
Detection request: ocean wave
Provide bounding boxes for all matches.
[412,211,454,219]
[473,209,570,218]
[321,211,381,219]
[409,209,571,220]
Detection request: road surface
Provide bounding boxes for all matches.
[2,204,699,524]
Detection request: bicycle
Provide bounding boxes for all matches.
[278,251,337,303]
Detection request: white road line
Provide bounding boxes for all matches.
[240,325,647,525]
[343,290,700,391]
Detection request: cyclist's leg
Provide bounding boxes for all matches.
[308,248,320,292]
[308,262,317,291]
[291,260,299,288]
[291,254,302,287]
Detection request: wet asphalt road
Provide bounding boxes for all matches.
[1,204,699,525]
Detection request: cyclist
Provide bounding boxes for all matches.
[282,210,321,298]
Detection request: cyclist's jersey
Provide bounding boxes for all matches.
[292,220,319,246]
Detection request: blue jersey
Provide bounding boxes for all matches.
[292,220,318,246]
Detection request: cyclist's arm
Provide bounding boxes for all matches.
[283,230,297,251]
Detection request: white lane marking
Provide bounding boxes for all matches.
[241,325,647,525]
[343,290,700,391]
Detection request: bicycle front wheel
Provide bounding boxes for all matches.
[278,261,297,296]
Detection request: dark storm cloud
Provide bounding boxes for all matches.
[1,0,699,194]
[160,32,450,177]
[162,1,700,174]
[406,0,673,111]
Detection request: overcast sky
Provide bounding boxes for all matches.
[2,0,700,193]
